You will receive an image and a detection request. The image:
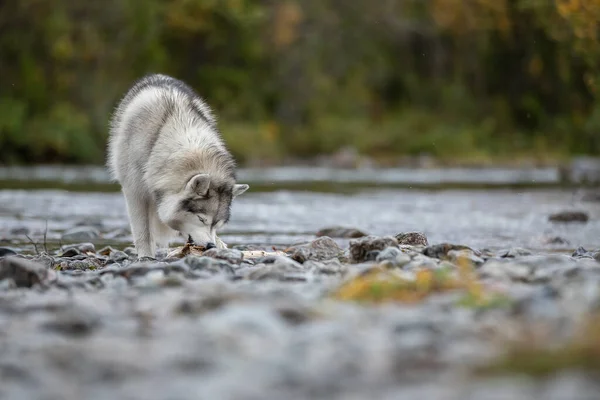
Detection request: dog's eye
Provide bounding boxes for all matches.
[197,216,207,224]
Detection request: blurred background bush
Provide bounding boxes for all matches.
[0,0,599,166]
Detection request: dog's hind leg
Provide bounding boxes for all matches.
[123,190,155,258]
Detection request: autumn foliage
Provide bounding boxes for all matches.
[0,0,599,165]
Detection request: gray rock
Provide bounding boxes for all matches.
[349,235,398,263]
[109,251,129,262]
[423,243,479,260]
[61,226,100,241]
[9,226,29,235]
[376,247,411,268]
[0,247,20,258]
[247,257,305,280]
[287,237,343,263]
[61,242,96,254]
[202,248,244,265]
[548,210,589,223]
[31,254,55,269]
[0,256,50,288]
[448,249,485,267]
[304,259,347,275]
[42,305,101,337]
[59,247,80,258]
[184,256,236,275]
[572,246,599,260]
[123,247,138,257]
[403,254,439,270]
[316,226,367,238]
[103,227,130,239]
[499,248,533,258]
[479,255,576,283]
[541,236,570,246]
[395,232,429,246]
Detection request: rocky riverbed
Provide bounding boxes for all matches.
[1,233,600,399]
[1,187,600,399]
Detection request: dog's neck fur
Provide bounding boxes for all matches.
[146,147,235,195]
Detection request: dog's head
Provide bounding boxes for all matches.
[156,173,248,248]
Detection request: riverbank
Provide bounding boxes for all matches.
[2,231,600,399]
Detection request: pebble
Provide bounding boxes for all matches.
[316,226,368,238]
[376,247,412,267]
[0,247,20,258]
[349,235,398,263]
[0,256,51,287]
[548,210,589,223]
[287,237,343,263]
[395,232,429,246]
[1,233,600,399]
[61,226,100,241]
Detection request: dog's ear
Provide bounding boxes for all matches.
[232,184,249,198]
[186,174,211,196]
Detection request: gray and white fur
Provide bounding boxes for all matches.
[107,74,249,258]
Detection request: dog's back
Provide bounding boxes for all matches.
[107,74,227,188]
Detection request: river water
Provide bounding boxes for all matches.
[1,166,599,253]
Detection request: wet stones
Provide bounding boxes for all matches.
[0,247,19,258]
[423,243,479,260]
[395,232,429,246]
[548,210,589,223]
[447,249,485,267]
[246,257,306,281]
[287,237,343,263]
[184,256,236,275]
[349,235,398,263]
[316,226,368,238]
[0,256,52,288]
[202,248,244,265]
[572,247,600,262]
[42,305,101,337]
[61,226,100,241]
[376,247,411,268]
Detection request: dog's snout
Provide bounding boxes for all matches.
[205,242,216,250]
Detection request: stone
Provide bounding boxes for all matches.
[541,236,570,246]
[287,237,343,263]
[109,251,129,262]
[349,235,398,263]
[395,232,429,246]
[499,248,533,258]
[0,247,19,258]
[9,226,29,235]
[123,247,138,257]
[0,256,50,288]
[202,248,244,265]
[548,210,589,223]
[423,243,479,260]
[572,247,600,260]
[376,247,412,268]
[304,259,347,275]
[59,247,80,258]
[247,257,305,280]
[61,226,100,241]
[448,249,485,267]
[61,243,96,255]
[315,226,367,238]
[42,305,101,337]
[184,256,236,275]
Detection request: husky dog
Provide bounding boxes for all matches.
[107,74,249,258]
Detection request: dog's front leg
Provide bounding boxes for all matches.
[123,191,155,258]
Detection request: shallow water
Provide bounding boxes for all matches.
[1,187,598,253]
